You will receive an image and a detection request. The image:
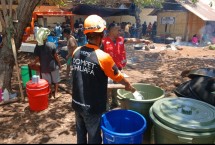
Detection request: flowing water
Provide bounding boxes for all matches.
[122,91,154,100]
[133,91,144,100]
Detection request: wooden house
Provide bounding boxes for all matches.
[150,0,215,42]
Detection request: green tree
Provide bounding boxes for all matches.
[0,0,65,95]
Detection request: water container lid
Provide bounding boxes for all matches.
[21,65,28,69]
[152,97,215,132]
[26,79,49,89]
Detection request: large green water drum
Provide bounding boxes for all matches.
[117,83,165,143]
[150,97,215,144]
[117,83,165,119]
[21,65,36,87]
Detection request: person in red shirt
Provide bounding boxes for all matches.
[102,23,151,70]
[102,23,151,108]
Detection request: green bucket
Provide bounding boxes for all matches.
[117,83,165,143]
[21,65,36,87]
[149,97,215,144]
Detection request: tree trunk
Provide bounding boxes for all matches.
[15,0,42,49]
[0,0,41,92]
[0,37,14,92]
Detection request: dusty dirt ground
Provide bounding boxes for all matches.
[0,43,215,144]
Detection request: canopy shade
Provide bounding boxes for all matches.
[33,6,74,19]
[71,4,136,17]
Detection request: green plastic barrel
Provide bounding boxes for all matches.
[117,83,165,143]
[21,65,36,87]
[149,97,215,144]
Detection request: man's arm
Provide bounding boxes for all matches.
[31,56,39,64]
[29,56,40,71]
[66,46,76,59]
[58,39,67,45]
[54,53,61,70]
[98,51,136,93]
[124,38,152,45]
[66,37,77,59]
[30,45,40,65]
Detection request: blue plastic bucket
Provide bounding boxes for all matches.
[101,109,147,144]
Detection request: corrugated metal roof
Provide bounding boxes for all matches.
[148,0,187,16]
[34,6,64,12]
[33,6,73,17]
[163,0,186,11]
[178,0,215,21]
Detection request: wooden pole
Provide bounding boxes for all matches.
[0,97,19,106]
[11,38,24,101]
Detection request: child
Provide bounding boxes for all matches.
[192,34,199,45]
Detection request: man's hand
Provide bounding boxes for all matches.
[121,59,127,65]
[66,55,69,60]
[140,39,152,45]
[58,40,67,44]
[29,59,37,66]
[125,84,136,93]
[119,77,136,93]
[144,40,152,45]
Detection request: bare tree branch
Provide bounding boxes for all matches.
[15,0,42,49]
[1,0,8,26]
[0,11,6,28]
[9,0,13,18]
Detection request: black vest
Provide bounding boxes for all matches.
[72,46,108,114]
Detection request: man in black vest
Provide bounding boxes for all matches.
[71,15,136,144]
